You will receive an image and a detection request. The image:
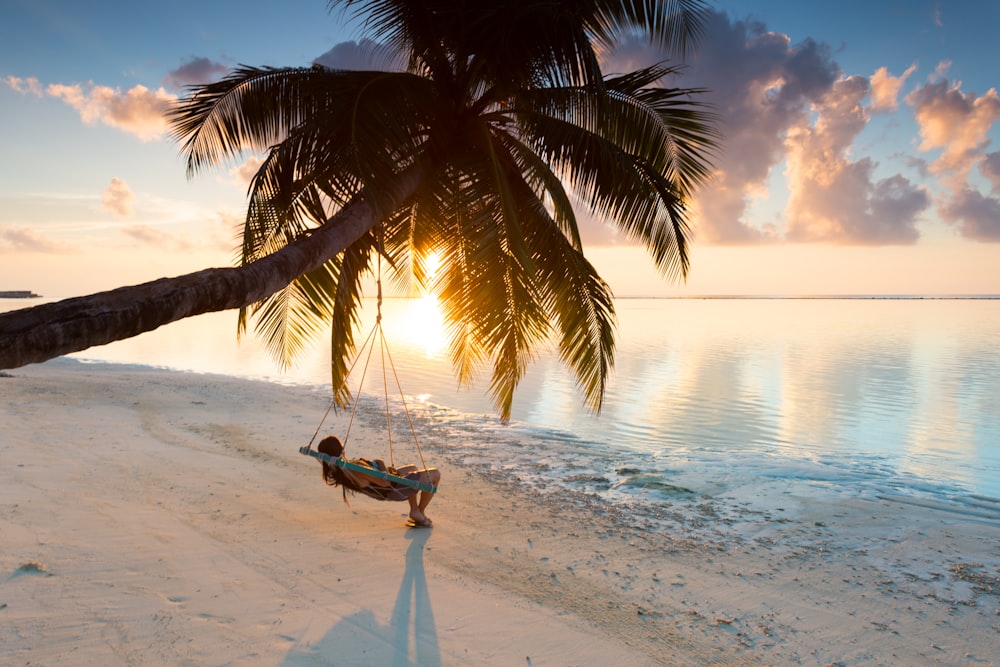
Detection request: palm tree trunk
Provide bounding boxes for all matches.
[0,168,424,369]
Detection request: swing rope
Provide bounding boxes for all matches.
[300,227,435,492]
[303,320,379,452]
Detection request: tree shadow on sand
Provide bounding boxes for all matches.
[281,528,440,666]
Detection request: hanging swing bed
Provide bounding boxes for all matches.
[299,271,439,525]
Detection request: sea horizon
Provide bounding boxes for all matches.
[5,292,1000,301]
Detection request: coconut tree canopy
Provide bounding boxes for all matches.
[0,0,718,421]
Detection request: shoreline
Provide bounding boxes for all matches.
[2,359,998,665]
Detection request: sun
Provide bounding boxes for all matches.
[400,294,447,356]
[396,251,448,357]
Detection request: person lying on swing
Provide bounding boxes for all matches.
[317,436,441,527]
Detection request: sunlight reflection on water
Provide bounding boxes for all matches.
[4,296,998,503]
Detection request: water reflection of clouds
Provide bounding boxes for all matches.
[380,298,999,496]
[905,338,1000,491]
[28,296,998,499]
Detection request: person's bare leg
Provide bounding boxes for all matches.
[408,469,440,526]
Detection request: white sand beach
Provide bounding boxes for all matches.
[2,359,998,666]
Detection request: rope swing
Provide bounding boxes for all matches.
[299,232,437,494]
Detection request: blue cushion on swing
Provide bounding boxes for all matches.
[299,447,437,493]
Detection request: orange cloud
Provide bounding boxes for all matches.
[101,178,135,218]
[210,210,245,253]
[0,226,73,254]
[785,76,928,244]
[229,156,265,189]
[4,75,43,96]
[907,75,1000,240]
[43,81,176,141]
[121,224,193,251]
[870,64,917,113]
[907,78,1000,179]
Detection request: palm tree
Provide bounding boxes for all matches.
[0,0,717,420]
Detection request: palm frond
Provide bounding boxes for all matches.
[174,0,720,421]
[511,173,617,414]
[511,70,717,280]
[588,0,711,57]
[243,262,339,370]
[169,65,332,177]
[327,234,378,406]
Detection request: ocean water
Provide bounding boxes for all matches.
[5,296,999,524]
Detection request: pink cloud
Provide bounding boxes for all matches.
[229,156,265,190]
[44,81,176,141]
[596,11,964,246]
[121,225,193,251]
[906,76,1000,240]
[210,210,244,253]
[980,151,1000,191]
[4,75,43,96]
[122,210,241,255]
[602,13,842,245]
[869,64,917,113]
[906,79,1000,178]
[939,188,1000,241]
[101,177,135,218]
[785,76,928,244]
[0,226,73,254]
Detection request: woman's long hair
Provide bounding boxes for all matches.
[318,435,363,503]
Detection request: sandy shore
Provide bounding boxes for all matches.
[2,359,998,666]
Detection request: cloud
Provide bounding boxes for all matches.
[43,82,176,141]
[163,57,229,90]
[313,39,403,71]
[870,64,917,113]
[981,151,1000,191]
[6,76,174,140]
[601,14,834,244]
[4,75,43,96]
[101,177,135,218]
[210,210,245,253]
[906,79,1000,179]
[0,226,72,254]
[121,224,194,251]
[906,76,1000,240]
[121,205,243,255]
[597,11,948,246]
[621,12,849,244]
[229,156,265,190]
[785,76,928,244]
[939,188,1000,241]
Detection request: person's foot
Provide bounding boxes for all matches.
[408,510,432,527]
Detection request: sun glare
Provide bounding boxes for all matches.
[401,294,448,357]
[397,251,448,357]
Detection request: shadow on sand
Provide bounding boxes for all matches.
[281,528,441,666]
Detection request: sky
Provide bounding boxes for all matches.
[1,0,998,299]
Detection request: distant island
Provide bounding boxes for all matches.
[0,290,41,298]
